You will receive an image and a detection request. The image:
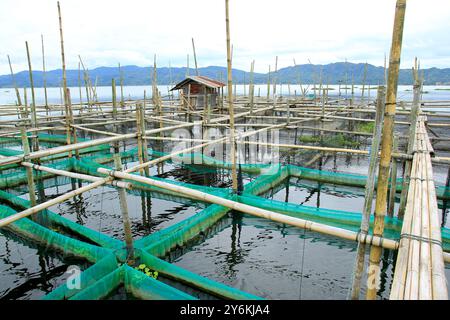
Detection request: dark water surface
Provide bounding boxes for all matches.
[0,119,449,300]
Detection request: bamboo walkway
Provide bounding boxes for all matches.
[390,116,448,300]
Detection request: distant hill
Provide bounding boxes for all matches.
[1,62,450,88]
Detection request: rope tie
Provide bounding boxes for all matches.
[408,177,434,182]
[355,229,368,244]
[355,231,384,248]
[400,233,442,247]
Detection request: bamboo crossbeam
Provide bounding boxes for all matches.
[97,166,401,251]
[20,161,131,189]
[0,178,111,228]
[0,123,195,167]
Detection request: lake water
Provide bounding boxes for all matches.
[1,84,450,106]
[0,84,449,300]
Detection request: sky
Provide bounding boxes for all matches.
[1,0,450,75]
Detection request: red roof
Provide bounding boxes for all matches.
[170,76,225,91]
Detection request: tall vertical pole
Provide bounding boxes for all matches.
[387,137,399,217]
[398,60,421,219]
[78,62,83,113]
[23,88,29,118]
[41,35,48,115]
[366,0,407,300]
[113,154,134,262]
[225,0,238,192]
[266,65,271,101]
[58,0,67,105]
[348,86,386,300]
[249,60,255,115]
[65,88,79,159]
[25,41,39,154]
[20,126,37,208]
[7,55,22,107]
[112,78,117,119]
[273,56,278,98]
[135,103,145,176]
[140,96,150,176]
[57,1,71,157]
[361,62,368,102]
[119,63,124,108]
[186,54,190,77]
[192,38,199,76]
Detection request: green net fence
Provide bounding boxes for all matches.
[0,134,449,300]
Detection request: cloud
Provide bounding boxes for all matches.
[1,0,449,75]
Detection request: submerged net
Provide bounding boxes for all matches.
[0,134,449,300]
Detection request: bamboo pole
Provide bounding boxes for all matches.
[112,79,117,121]
[273,56,278,98]
[140,98,150,176]
[391,117,448,299]
[186,54,190,77]
[66,88,79,159]
[361,62,368,102]
[113,154,134,262]
[23,88,29,118]
[119,63,125,108]
[41,35,48,115]
[388,137,399,217]
[225,0,238,192]
[57,1,68,117]
[136,103,145,176]
[192,38,199,76]
[78,62,83,114]
[0,178,112,228]
[348,86,385,300]
[98,167,402,252]
[20,160,131,189]
[7,55,22,107]
[267,65,271,101]
[20,126,37,208]
[0,123,195,167]
[25,41,39,154]
[249,60,255,115]
[398,63,421,219]
[79,56,92,112]
[366,0,407,300]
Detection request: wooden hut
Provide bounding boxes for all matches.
[170,76,225,109]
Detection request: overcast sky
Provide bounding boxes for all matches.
[1,0,449,75]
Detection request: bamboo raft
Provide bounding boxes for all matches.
[390,116,448,299]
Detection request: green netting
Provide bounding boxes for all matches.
[140,204,231,256]
[0,205,110,263]
[238,193,450,251]
[70,265,124,300]
[0,189,122,249]
[243,164,288,195]
[139,250,261,300]
[0,188,260,300]
[1,134,450,300]
[123,265,196,300]
[0,158,74,189]
[288,164,450,200]
[43,253,119,300]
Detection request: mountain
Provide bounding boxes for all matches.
[1,62,450,88]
